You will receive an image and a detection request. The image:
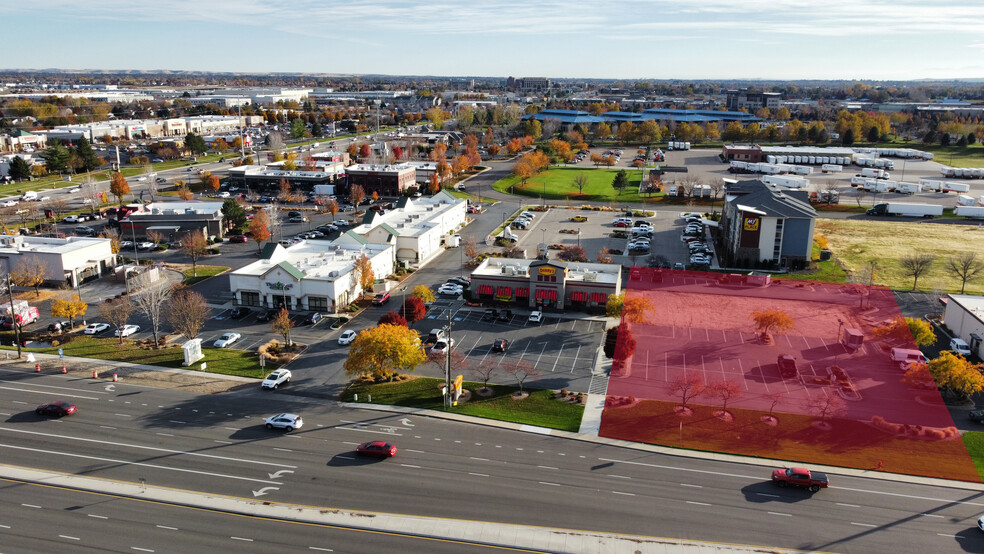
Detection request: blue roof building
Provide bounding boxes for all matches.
[523,108,762,127]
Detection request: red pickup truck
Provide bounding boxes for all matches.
[771,467,829,492]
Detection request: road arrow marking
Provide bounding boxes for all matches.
[104,384,115,392]
[268,470,295,479]
[400,418,413,427]
[252,486,279,497]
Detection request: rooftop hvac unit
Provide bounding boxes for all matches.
[328,271,338,278]
[584,272,598,281]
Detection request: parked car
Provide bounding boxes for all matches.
[437,284,463,296]
[228,307,250,319]
[482,309,498,322]
[497,309,513,322]
[36,401,77,417]
[528,311,543,323]
[47,320,71,333]
[950,338,972,356]
[492,338,508,352]
[446,277,471,287]
[305,312,324,325]
[229,234,248,243]
[372,292,391,306]
[261,369,292,390]
[114,324,140,337]
[288,215,308,223]
[264,413,303,432]
[777,355,798,378]
[431,338,455,354]
[356,440,397,458]
[213,332,241,348]
[84,322,110,335]
[255,310,276,323]
[338,330,357,345]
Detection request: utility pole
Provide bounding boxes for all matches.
[4,275,22,358]
[445,307,453,409]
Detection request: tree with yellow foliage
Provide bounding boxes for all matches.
[51,295,87,329]
[411,285,436,304]
[928,351,984,400]
[750,308,795,341]
[344,324,427,380]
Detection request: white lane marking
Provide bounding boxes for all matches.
[921,514,944,518]
[687,501,711,506]
[336,427,403,437]
[938,533,964,539]
[339,419,410,430]
[613,491,635,496]
[0,444,285,485]
[231,536,253,541]
[768,512,791,517]
[0,412,9,416]
[131,548,155,553]
[0,427,296,468]
[168,420,186,424]
[273,448,293,452]
[59,535,81,540]
[309,547,334,552]
[0,380,107,394]
[115,414,132,418]
[834,485,984,509]
[837,503,860,508]
[404,449,424,453]
[155,433,173,437]
[600,457,758,481]
[22,503,41,508]
[214,440,231,444]
[88,514,109,519]
[851,522,876,528]
[335,456,355,460]
[537,465,557,470]
[11,401,27,405]
[224,427,240,431]
[607,475,631,479]
[468,473,488,477]
[469,457,489,462]
[99,426,117,430]
[680,483,702,488]
[156,525,178,530]
[0,524,10,528]
[757,493,780,498]
[401,464,420,469]
[539,482,561,486]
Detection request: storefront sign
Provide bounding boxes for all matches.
[538,266,556,276]
[743,217,760,231]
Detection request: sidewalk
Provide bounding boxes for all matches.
[0,464,806,554]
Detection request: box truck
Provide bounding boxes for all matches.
[943,182,971,194]
[821,164,842,173]
[955,206,984,219]
[763,175,809,189]
[893,182,921,195]
[919,178,945,192]
[859,168,890,179]
[957,194,977,206]
[866,203,944,218]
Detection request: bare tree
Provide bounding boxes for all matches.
[668,374,706,411]
[46,197,70,221]
[765,392,784,420]
[0,205,17,233]
[820,180,839,204]
[899,253,936,291]
[10,255,48,296]
[163,289,211,340]
[854,188,868,207]
[180,230,209,277]
[146,229,166,247]
[463,236,479,261]
[505,359,541,394]
[680,175,702,198]
[708,380,743,416]
[132,281,173,349]
[101,297,135,345]
[946,252,984,294]
[808,395,843,427]
[572,173,588,196]
[471,359,498,393]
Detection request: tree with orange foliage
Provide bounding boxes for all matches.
[326,198,339,221]
[452,155,471,177]
[428,172,441,193]
[350,184,366,207]
[207,174,221,194]
[482,128,494,146]
[505,138,524,156]
[212,138,229,151]
[249,209,271,254]
[513,156,536,185]
[109,172,130,206]
[359,144,371,159]
[488,144,501,157]
[429,142,447,162]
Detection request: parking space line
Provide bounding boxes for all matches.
[701,355,707,383]
[551,344,564,373]
[571,344,582,374]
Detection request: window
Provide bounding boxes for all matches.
[241,291,260,307]
[308,296,328,311]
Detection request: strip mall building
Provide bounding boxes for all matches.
[470,258,621,310]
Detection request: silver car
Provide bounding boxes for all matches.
[264,413,303,432]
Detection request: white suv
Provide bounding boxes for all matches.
[950,338,972,356]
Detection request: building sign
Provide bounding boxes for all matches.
[265,282,294,291]
[743,217,760,231]
[538,266,556,276]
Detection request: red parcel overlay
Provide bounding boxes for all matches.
[600,269,979,482]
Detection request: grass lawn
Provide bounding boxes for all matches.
[179,264,230,285]
[815,219,984,294]
[600,399,980,482]
[781,240,849,283]
[493,167,648,203]
[962,431,984,482]
[342,377,584,432]
[15,335,268,378]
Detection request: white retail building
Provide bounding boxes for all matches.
[0,235,116,287]
[350,191,466,267]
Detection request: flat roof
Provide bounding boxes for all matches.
[351,191,464,239]
[0,235,110,255]
[472,258,620,286]
[232,239,391,281]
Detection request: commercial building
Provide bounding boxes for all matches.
[720,180,817,269]
[346,163,416,197]
[0,235,115,287]
[120,201,226,242]
[726,89,782,111]
[227,165,345,189]
[506,77,551,93]
[350,191,466,267]
[942,295,984,360]
[470,258,621,311]
[228,232,393,312]
[1,130,47,153]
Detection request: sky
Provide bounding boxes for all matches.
[4,1,984,81]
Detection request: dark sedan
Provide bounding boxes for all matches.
[36,401,77,417]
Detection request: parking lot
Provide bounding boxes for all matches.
[411,299,604,391]
[507,207,712,268]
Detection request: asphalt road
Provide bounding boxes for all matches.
[0,476,495,554]
[2,368,984,553]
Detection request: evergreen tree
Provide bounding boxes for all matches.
[611,169,629,195]
[968,132,977,145]
[74,136,100,172]
[841,129,855,146]
[311,121,323,137]
[40,143,71,174]
[8,156,32,181]
[866,126,880,143]
[185,132,208,155]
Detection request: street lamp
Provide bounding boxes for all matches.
[541,227,547,245]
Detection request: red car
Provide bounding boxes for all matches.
[357,440,397,458]
[229,234,248,243]
[36,401,77,417]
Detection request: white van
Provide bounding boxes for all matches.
[890,348,926,370]
[20,191,37,201]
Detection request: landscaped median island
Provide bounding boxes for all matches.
[342,377,585,432]
[1,335,270,379]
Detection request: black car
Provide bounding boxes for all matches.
[447,277,471,287]
[497,310,513,322]
[36,401,77,417]
[482,309,498,322]
[970,409,984,424]
[492,338,508,352]
[255,311,276,323]
[229,307,250,319]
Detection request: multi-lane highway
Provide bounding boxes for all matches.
[2,366,984,552]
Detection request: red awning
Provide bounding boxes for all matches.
[590,292,608,303]
[478,285,494,295]
[571,291,588,302]
[496,286,512,297]
[535,289,557,300]
[515,288,530,298]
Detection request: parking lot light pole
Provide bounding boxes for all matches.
[541,228,547,246]
[445,307,453,409]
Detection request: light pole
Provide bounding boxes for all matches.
[541,227,547,246]
[3,275,22,358]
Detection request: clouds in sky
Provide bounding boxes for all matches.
[3,1,982,79]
